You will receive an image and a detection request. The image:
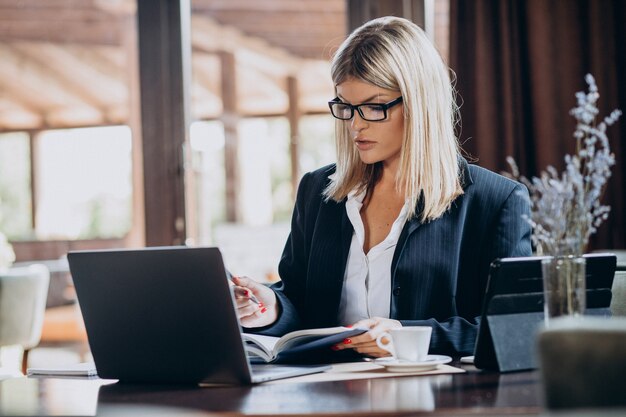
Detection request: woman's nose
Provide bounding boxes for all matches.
[350,111,367,132]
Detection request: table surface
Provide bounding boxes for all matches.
[0,363,544,416]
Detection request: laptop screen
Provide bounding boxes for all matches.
[68,246,253,384]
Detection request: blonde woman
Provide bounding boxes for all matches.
[232,16,531,358]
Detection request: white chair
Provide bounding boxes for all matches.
[0,264,49,374]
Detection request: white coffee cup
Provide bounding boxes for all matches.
[376,326,432,362]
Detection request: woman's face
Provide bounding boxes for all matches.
[335,78,404,169]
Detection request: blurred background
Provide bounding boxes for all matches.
[0,0,624,368]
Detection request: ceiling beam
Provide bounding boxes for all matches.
[10,42,127,111]
[191,0,345,13]
[0,97,42,130]
[0,0,94,7]
[191,15,300,78]
[0,19,123,45]
[65,46,126,80]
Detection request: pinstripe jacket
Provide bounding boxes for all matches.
[255,158,532,356]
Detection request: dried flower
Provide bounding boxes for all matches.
[508,74,621,256]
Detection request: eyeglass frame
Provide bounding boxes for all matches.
[327,96,404,122]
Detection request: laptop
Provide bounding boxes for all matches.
[473,253,616,372]
[67,246,330,385]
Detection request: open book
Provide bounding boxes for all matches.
[242,326,367,363]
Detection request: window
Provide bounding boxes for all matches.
[0,133,31,239]
[0,1,139,259]
[35,127,132,240]
[187,1,345,280]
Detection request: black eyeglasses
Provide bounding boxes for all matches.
[328,96,403,121]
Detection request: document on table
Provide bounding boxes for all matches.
[27,362,98,378]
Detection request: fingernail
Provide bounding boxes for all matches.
[346,325,353,328]
[243,290,249,296]
[343,338,352,345]
[330,345,340,351]
[261,307,267,313]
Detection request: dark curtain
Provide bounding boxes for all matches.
[449,0,626,250]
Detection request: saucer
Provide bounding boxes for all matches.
[374,355,452,372]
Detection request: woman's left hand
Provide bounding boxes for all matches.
[332,317,402,358]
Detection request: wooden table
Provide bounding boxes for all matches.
[0,364,544,416]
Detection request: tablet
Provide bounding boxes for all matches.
[473,253,616,372]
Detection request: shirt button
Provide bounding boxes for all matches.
[393,287,401,296]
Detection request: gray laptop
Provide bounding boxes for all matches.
[67,246,330,385]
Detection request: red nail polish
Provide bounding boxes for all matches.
[330,345,340,351]
[346,325,353,328]
[261,307,267,313]
[243,290,249,296]
[343,338,352,345]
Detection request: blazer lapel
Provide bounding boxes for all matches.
[389,158,474,316]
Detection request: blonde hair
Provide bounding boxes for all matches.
[324,16,462,221]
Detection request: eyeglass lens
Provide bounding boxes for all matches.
[331,103,386,121]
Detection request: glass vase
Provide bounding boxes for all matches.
[541,256,586,322]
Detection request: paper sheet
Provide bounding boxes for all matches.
[266,362,465,384]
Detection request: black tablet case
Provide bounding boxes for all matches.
[473,253,616,372]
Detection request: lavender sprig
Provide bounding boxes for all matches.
[508,74,621,256]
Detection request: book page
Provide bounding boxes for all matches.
[242,334,280,361]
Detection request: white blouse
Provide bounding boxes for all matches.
[338,189,409,325]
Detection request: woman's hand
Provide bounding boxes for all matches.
[230,275,279,328]
[332,317,402,358]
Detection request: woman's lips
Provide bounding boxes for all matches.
[354,138,376,151]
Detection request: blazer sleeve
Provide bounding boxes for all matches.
[400,183,532,356]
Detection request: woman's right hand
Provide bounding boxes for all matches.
[230,275,279,328]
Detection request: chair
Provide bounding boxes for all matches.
[0,264,50,374]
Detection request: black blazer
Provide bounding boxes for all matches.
[255,159,532,356]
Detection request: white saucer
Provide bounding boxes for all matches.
[374,355,452,372]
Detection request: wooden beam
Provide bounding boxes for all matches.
[11,237,126,263]
[191,16,299,78]
[0,19,123,46]
[8,43,127,122]
[0,44,98,112]
[0,0,94,7]
[202,12,345,29]
[192,0,345,12]
[287,76,300,199]
[137,0,192,246]
[12,43,127,106]
[0,8,115,22]
[0,97,42,129]
[191,53,221,95]
[219,50,241,222]
[65,46,126,80]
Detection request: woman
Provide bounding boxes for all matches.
[232,16,531,357]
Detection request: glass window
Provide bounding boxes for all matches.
[189,120,226,244]
[188,2,346,280]
[0,132,32,239]
[36,126,132,240]
[299,115,336,175]
[0,1,138,254]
